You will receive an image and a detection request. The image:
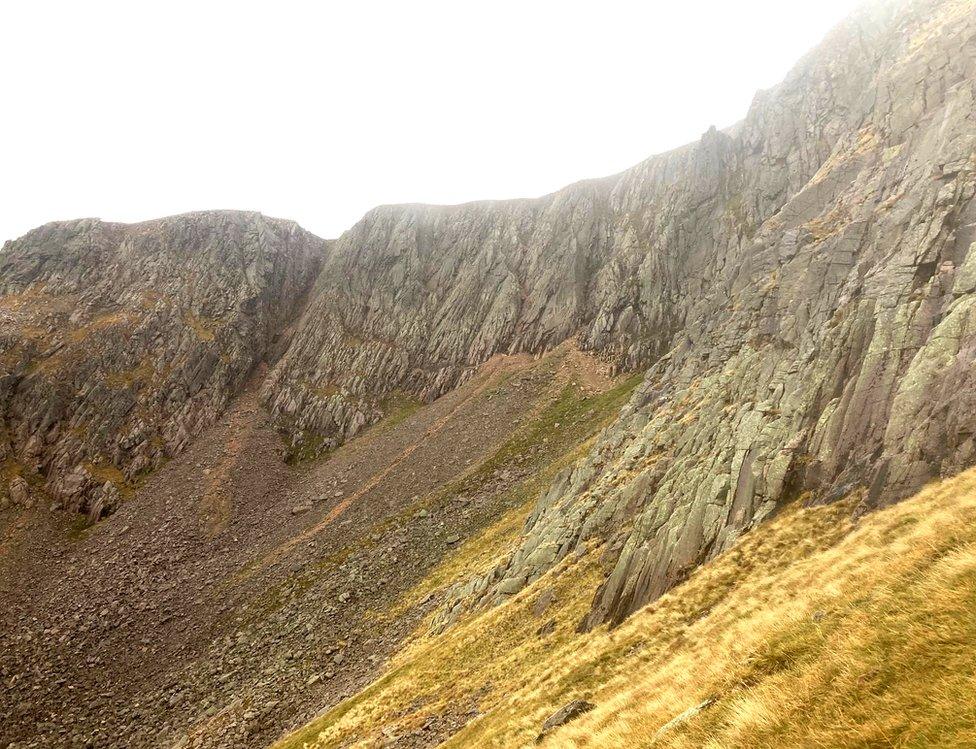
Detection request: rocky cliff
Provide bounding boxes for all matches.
[2,0,974,634]
[0,212,323,516]
[265,0,976,629]
[433,0,976,628]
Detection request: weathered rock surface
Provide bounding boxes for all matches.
[430,0,976,628]
[0,211,324,515]
[2,0,974,645]
[536,700,595,743]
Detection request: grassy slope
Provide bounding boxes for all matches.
[275,454,976,749]
[272,361,641,749]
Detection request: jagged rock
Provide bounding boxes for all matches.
[536,619,556,637]
[531,587,557,618]
[653,698,715,741]
[8,476,30,507]
[536,700,595,742]
[430,0,976,630]
[0,211,324,514]
[1,0,972,650]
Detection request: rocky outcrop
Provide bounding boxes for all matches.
[0,211,323,514]
[264,2,943,456]
[3,0,973,637]
[431,0,976,628]
[536,700,595,743]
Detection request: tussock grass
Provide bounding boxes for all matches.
[544,473,976,749]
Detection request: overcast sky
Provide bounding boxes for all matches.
[1,0,865,244]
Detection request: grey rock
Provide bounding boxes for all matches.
[536,619,557,637]
[433,0,976,631]
[536,700,595,742]
[532,587,557,618]
[654,698,715,741]
[0,211,324,516]
[8,476,30,506]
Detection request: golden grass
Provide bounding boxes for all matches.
[275,546,605,749]
[546,472,976,749]
[104,358,157,389]
[68,310,136,343]
[274,466,976,749]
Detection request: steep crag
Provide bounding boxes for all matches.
[0,211,324,516]
[1,0,974,642]
[268,0,976,630]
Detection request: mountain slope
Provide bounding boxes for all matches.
[0,344,635,748]
[266,0,976,631]
[0,211,324,515]
[275,464,976,749]
[1,0,975,747]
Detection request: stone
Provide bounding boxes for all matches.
[653,698,715,741]
[0,211,324,516]
[536,700,595,742]
[532,587,557,618]
[431,0,976,630]
[8,477,29,507]
[536,620,557,637]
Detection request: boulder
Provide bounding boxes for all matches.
[536,700,595,743]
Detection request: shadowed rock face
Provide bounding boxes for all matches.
[2,0,974,633]
[0,211,324,515]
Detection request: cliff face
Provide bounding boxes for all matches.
[262,19,864,453]
[261,2,917,454]
[432,0,976,628]
[264,0,976,626]
[2,0,973,632]
[0,212,323,515]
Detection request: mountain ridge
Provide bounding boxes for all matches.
[1,3,975,746]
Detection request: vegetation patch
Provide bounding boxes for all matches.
[284,432,329,467]
[68,310,135,343]
[184,313,217,343]
[374,391,423,432]
[84,460,137,500]
[276,466,976,749]
[105,359,156,389]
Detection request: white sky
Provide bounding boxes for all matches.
[1,0,865,244]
